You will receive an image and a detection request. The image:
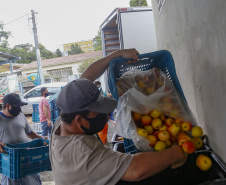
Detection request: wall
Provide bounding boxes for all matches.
[151,0,226,162]
[21,62,83,77]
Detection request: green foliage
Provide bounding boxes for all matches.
[77,57,101,73]
[55,49,62,57]
[9,44,36,64]
[9,43,55,63]
[14,43,32,51]
[38,44,55,59]
[0,22,11,53]
[130,0,148,7]
[68,44,84,55]
[93,31,102,51]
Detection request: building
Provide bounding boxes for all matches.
[63,40,94,53]
[19,51,102,82]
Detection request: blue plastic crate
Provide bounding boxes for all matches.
[32,103,39,113]
[32,111,59,123]
[0,139,51,179]
[51,107,60,120]
[108,50,186,154]
[32,112,40,123]
[49,99,57,110]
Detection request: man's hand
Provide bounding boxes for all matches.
[81,48,139,82]
[47,120,52,127]
[42,136,49,146]
[116,48,139,64]
[0,142,7,154]
[171,145,188,169]
[43,136,49,140]
[106,93,112,98]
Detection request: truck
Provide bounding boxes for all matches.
[100,7,157,57]
[99,7,157,92]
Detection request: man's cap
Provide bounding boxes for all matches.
[56,78,117,114]
[3,93,28,106]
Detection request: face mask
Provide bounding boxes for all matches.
[81,113,107,135]
[45,92,49,97]
[98,87,101,91]
[8,105,21,117]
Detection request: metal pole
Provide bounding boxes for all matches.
[31,10,44,85]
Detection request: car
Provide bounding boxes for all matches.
[20,82,67,115]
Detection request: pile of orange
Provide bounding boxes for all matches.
[133,110,204,154]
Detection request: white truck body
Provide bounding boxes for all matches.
[99,7,157,92]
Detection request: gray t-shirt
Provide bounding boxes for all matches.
[50,118,134,185]
[0,112,32,144]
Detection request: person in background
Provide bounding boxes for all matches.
[93,81,113,144]
[49,49,188,185]
[94,80,115,120]
[93,81,112,98]
[39,87,52,137]
[0,93,47,185]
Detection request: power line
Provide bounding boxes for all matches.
[3,14,28,26]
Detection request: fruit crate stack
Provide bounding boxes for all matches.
[32,98,60,134]
[0,139,51,180]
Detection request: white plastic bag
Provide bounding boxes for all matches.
[115,68,197,152]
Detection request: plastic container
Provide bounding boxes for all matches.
[32,122,42,134]
[0,139,51,180]
[32,103,39,113]
[111,132,124,148]
[32,112,40,123]
[116,150,226,185]
[32,105,60,123]
[113,143,125,153]
[108,50,186,154]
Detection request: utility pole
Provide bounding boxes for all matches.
[31,10,44,85]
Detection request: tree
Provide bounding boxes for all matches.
[14,43,32,51]
[93,31,102,51]
[9,43,55,64]
[77,57,101,73]
[0,22,11,53]
[55,49,62,57]
[130,0,148,7]
[38,44,55,59]
[68,44,84,55]
[9,44,36,64]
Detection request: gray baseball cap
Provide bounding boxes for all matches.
[56,78,117,114]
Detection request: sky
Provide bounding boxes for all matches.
[0,0,151,52]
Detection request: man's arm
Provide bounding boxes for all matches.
[43,105,51,127]
[27,131,48,140]
[81,49,139,82]
[121,145,188,181]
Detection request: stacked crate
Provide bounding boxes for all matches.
[32,98,60,134]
